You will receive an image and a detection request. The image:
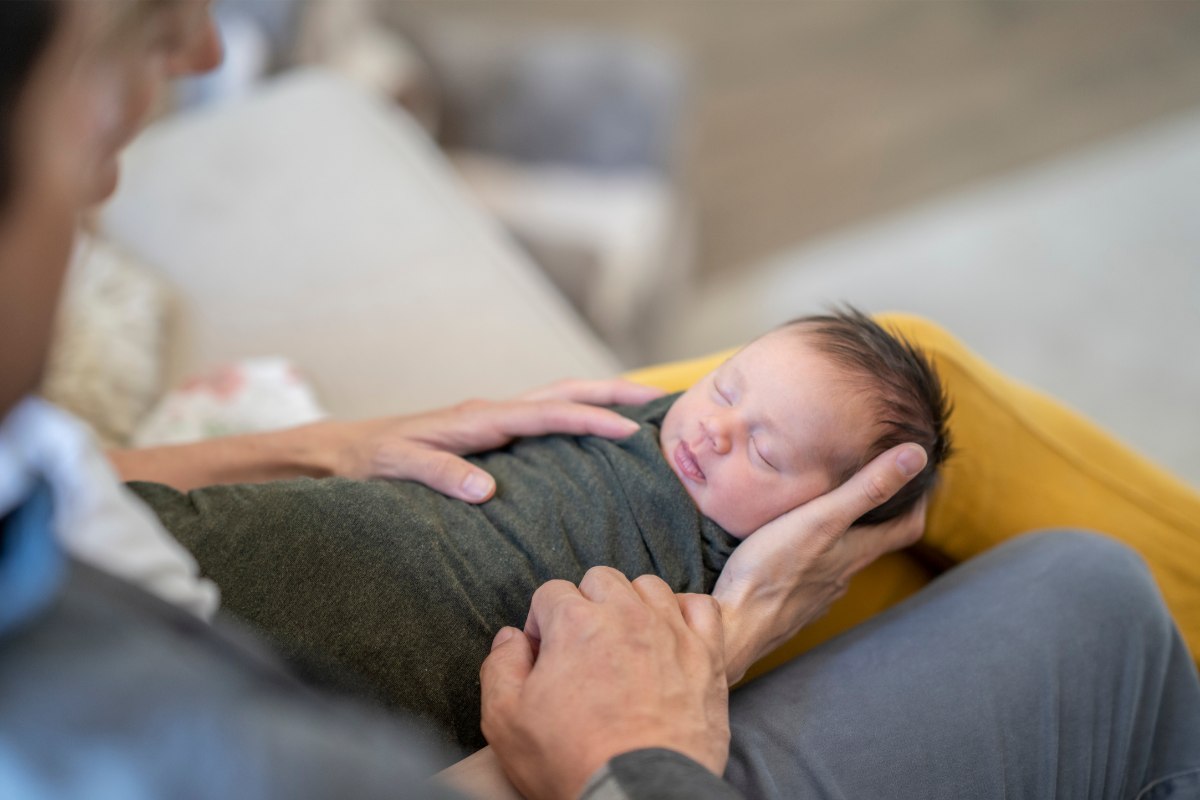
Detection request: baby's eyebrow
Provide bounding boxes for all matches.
[729,363,772,428]
[727,363,745,391]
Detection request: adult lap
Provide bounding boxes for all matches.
[725,531,1200,800]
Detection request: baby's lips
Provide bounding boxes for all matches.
[674,441,706,483]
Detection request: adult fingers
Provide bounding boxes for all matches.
[519,378,665,407]
[873,494,928,552]
[839,495,928,574]
[376,446,497,503]
[631,574,684,620]
[798,443,927,548]
[475,401,641,442]
[676,593,725,657]
[600,379,668,406]
[523,579,586,645]
[578,565,640,605]
[480,627,535,725]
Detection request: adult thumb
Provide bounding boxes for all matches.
[480,627,535,716]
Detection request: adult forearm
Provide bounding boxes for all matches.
[582,750,744,800]
[108,379,660,496]
[435,747,744,800]
[435,747,523,800]
[108,424,335,491]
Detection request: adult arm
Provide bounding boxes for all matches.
[109,379,662,497]
[436,747,524,800]
[480,568,741,800]
[714,442,929,683]
[436,744,742,800]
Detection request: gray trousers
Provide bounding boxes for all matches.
[726,531,1200,800]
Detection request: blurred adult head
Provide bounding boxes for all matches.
[0,0,59,216]
[0,0,221,418]
[76,0,223,201]
[0,0,85,417]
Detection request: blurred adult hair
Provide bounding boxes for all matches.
[0,0,61,214]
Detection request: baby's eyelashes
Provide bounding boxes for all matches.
[751,439,777,470]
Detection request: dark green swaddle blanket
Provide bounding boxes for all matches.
[130,394,739,754]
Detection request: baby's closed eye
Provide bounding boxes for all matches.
[751,438,777,470]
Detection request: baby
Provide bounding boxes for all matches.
[661,308,948,537]
[131,309,950,756]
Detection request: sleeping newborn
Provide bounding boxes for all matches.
[131,309,950,756]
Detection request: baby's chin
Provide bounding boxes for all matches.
[677,480,754,541]
[699,483,824,541]
[710,512,755,541]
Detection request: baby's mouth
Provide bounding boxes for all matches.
[674,441,706,483]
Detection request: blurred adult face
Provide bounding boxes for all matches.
[84,0,222,201]
[0,2,98,416]
[0,0,221,417]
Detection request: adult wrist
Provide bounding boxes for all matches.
[273,422,341,479]
[579,749,742,800]
[718,610,765,685]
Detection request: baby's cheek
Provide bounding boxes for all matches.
[709,495,760,540]
[729,482,818,539]
[725,524,755,541]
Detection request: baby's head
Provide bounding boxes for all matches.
[659,309,952,538]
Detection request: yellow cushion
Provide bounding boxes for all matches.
[626,314,1200,678]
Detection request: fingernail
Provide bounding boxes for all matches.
[619,419,640,435]
[492,627,515,650]
[897,445,926,477]
[462,472,492,501]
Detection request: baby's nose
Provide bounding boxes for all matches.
[702,416,733,455]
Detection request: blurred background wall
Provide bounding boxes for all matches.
[383,1,1200,278]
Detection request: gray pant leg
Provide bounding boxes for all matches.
[725,531,1200,800]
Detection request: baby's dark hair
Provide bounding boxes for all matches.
[780,307,952,525]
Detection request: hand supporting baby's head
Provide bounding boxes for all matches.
[659,308,952,538]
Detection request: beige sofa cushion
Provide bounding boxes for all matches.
[100,69,620,420]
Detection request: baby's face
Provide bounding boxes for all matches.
[659,329,877,538]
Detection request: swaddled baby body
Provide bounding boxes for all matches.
[132,310,951,754]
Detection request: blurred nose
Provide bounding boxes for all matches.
[701,413,735,455]
[167,17,224,77]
